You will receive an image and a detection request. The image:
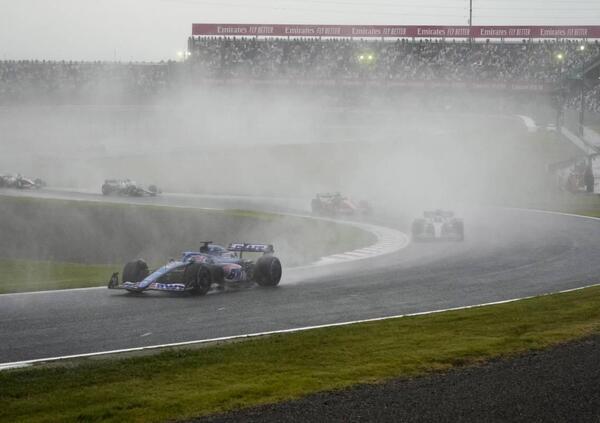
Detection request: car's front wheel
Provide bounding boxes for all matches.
[122,260,149,284]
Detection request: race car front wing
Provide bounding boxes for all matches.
[108,272,189,292]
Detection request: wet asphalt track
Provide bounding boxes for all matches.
[1,189,600,364]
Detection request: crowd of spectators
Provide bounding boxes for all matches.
[189,37,600,84]
[189,37,599,115]
[564,84,600,114]
[1,38,599,108]
[0,60,173,104]
[581,84,600,113]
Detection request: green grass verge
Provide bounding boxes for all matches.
[0,259,114,294]
[2,285,600,422]
[0,195,376,293]
[0,194,282,221]
[576,210,600,219]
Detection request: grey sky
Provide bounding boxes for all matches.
[1,0,598,61]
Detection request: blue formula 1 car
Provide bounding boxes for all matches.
[108,242,282,295]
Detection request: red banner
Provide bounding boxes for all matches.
[192,24,600,39]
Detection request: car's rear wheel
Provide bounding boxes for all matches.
[122,260,149,283]
[185,263,212,296]
[254,256,282,287]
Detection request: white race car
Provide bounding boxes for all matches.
[412,210,464,241]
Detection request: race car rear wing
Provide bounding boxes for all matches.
[227,243,274,255]
[317,192,341,198]
[424,210,454,218]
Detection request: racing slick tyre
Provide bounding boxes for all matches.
[253,256,282,287]
[101,184,111,196]
[148,185,159,196]
[122,259,149,283]
[184,263,212,296]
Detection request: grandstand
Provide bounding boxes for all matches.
[581,55,600,114]
[0,23,599,116]
[188,37,599,86]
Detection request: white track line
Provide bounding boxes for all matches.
[516,115,537,133]
[2,282,598,371]
[304,218,409,266]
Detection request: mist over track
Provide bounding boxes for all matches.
[1,189,599,364]
[0,192,379,268]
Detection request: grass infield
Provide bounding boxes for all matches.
[2,284,600,422]
[0,195,375,293]
[0,259,113,294]
[576,210,600,219]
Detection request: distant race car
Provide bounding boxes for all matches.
[0,173,45,189]
[311,192,371,216]
[412,210,464,241]
[108,242,282,295]
[101,179,160,197]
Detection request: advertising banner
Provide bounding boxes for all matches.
[192,24,600,39]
